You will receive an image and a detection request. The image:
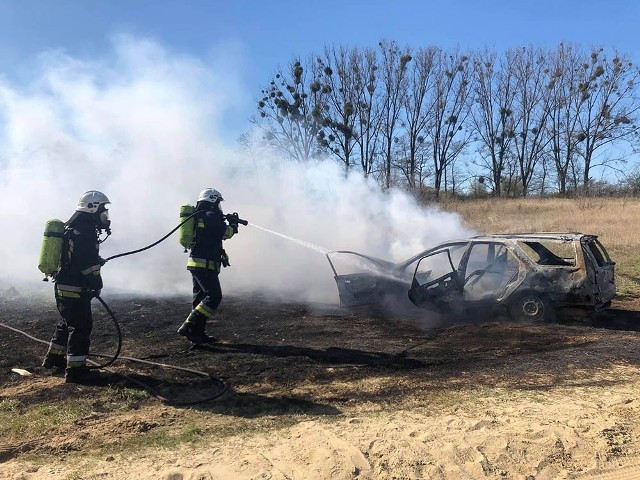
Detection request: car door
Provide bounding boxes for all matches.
[408,249,463,311]
[581,237,616,304]
[327,251,405,307]
[461,242,520,303]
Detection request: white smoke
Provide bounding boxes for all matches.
[0,35,474,304]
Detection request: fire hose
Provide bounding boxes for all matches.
[2,211,248,404]
[90,210,248,368]
[102,212,247,262]
[1,318,228,406]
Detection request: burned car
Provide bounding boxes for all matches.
[327,233,616,322]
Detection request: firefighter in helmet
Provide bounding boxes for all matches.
[41,191,111,384]
[177,188,238,344]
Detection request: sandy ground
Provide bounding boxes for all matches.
[2,291,640,479]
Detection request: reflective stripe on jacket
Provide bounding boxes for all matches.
[186,256,221,272]
[187,206,233,271]
[55,284,83,299]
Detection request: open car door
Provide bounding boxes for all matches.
[408,250,463,311]
[326,251,406,307]
[582,237,616,306]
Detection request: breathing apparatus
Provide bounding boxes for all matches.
[38,191,112,281]
[39,190,249,278]
[178,204,196,249]
[178,208,248,248]
[75,190,111,236]
[38,219,66,280]
[96,205,112,237]
[178,188,248,251]
[34,189,248,380]
[77,191,111,231]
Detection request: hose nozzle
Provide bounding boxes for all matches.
[225,212,248,226]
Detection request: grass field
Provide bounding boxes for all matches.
[3,197,640,479]
[441,197,640,303]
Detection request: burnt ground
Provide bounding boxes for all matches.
[2,287,640,477]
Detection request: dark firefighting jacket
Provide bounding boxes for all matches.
[187,206,234,272]
[55,213,103,298]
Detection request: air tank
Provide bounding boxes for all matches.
[178,205,196,249]
[38,219,65,279]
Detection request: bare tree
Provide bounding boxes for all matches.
[402,46,437,192]
[471,49,517,197]
[316,46,360,174]
[500,158,523,197]
[253,41,640,196]
[547,43,584,195]
[378,39,412,188]
[254,57,326,162]
[511,46,553,196]
[574,49,640,191]
[426,48,474,200]
[352,47,383,177]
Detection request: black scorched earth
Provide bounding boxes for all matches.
[2,287,640,474]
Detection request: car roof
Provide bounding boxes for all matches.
[397,232,598,268]
[469,232,595,242]
[331,233,600,271]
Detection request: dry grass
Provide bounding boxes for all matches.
[440,197,640,300]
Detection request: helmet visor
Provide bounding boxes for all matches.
[99,209,110,229]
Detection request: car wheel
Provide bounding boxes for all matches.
[508,293,555,323]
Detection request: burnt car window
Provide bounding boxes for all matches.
[446,244,466,270]
[404,243,466,281]
[463,246,519,301]
[517,240,576,266]
[414,250,456,286]
[464,242,509,278]
[587,239,611,267]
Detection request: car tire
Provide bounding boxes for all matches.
[508,292,555,323]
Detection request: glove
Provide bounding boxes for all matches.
[221,250,230,268]
[89,289,101,298]
[99,256,107,266]
[226,213,239,234]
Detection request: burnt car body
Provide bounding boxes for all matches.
[327,233,616,322]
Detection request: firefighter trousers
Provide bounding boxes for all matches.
[49,294,93,360]
[191,268,223,314]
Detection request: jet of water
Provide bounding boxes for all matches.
[250,223,408,283]
[249,224,331,255]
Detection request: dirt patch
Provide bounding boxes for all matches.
[2,291,640,479]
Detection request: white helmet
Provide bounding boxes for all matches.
[197,188,224,204]
[76,191,111,213]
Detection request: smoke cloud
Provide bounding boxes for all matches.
[0,35,474,304]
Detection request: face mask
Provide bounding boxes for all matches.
[99,210,111,229]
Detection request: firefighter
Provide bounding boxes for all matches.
[41,191,111,384]
[177,188,238,344]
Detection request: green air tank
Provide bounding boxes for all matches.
[178,205,196,249]
[38,219,65,279]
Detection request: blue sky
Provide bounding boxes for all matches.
[1,0,638,139]
[0,1,638,293]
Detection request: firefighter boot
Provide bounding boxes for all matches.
[200,332,218,344]
[42,345,67,370]
[64,366,106,385]
[177,311,217,344]
[42,354,66,370]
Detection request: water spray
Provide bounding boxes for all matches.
[249,224,331,255]
[249,224,407,282]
